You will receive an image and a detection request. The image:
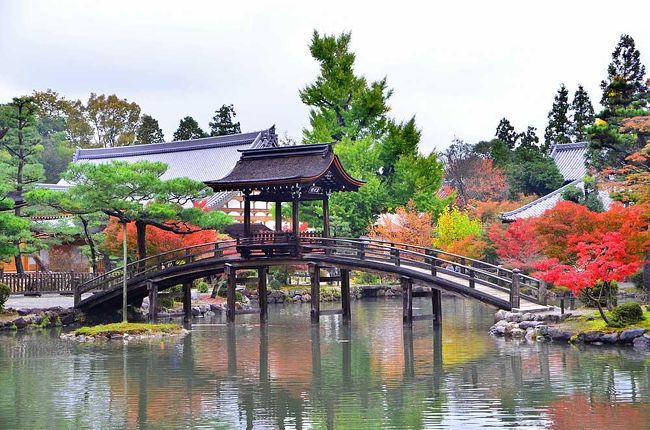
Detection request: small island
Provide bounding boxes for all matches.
[62,322,187,342]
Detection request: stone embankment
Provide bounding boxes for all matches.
[0,307,80,331]
[490,310,650,351]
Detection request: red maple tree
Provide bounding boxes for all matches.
[488,218,545,271]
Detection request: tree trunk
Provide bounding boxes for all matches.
[32,254,49,272]
[584,288,610,325]
[136,220,147,271]
[80,216,98,274]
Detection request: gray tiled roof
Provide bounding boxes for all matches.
[501,179,613,221]
[57,126,278,209]
[549,142,588,182]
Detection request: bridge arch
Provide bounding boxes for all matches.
[74,236,549,324]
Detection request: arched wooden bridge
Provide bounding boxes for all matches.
[74,233,550,324]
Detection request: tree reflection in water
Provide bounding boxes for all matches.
[0,297,649,429]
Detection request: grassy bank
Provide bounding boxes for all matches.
[75,322,180,337]
[560,310,650,333]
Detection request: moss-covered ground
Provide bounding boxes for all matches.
[74,322,180,337]
[560,310,650,333]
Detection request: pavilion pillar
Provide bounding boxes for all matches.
[243,190,251,238]
[402,277,413,325]
[292,197,300,238]
[310,263,320,323]
[225,263,236,323]
[258,266,268,323]
[274,201,282,232]
[322,193,330,238]
[183,282,192,329]
[340,268,351,323]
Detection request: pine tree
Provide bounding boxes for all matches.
[600,34,647,113]
[544,84,572,151]
[0,97,44,273]
[136,114,165,144]
[495,118,518,149]
[209,104,241,136]
[173,116,207,141]
[518,126,540,150]
[570,85,595,142]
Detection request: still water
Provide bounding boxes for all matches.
[1,297,649,429]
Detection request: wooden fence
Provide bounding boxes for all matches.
[1,271,99,295]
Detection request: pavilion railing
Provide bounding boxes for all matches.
[74,235,546,308]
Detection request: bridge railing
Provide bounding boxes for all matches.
[74,240,238,306]
[299,237,544,306]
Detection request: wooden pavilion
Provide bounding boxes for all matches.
[206,143,364,256]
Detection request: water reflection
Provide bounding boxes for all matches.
[1,297,650,429]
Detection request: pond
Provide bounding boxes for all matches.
[1,297,649,429]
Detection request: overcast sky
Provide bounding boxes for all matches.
[1,0,649,152]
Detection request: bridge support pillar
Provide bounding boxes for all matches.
[310,263,320,323]
[225,263,236,323]
[340,269,351,323]
[258,266,268,323]
[183,282,192,329]
[147,280,158,322]
[432,288,442,326]
[402,277,413,325]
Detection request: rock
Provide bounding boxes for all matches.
[17,308,32,316]
[32,314,43,325]
[376,289,386,297]
[536,336,549,342]
[191,290,199,300]
[12,317,27,329]
[191,306,201,316]
[519,321,543,330]
[534,325,549,337]
[548,328,573,342]
[521,313,535,321]
[209,304,223,313]
[510,328,525,338]
[632,335,650,351]
[292,295,302,301]
[619,328,645,343]
[303,294,311,302]
[110,334,123,340]
[504,322,519,335]
[60,313,75,326]
[601,333,619,344]
[204,311,216,317]
[592,341,604,346]
[489,324,506,336]
[586,315,594,321]
[582,331,603,343]
[525,327,535,341]
[199,305,210,313]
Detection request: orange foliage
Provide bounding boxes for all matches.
[103,218,219,260]
[467,196,536,224]
[463,158,509,202]
[369,200,433,248]
[439,234,488,260]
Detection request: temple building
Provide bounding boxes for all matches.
[501,142,613,221]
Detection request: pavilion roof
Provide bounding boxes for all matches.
[205,144,364,200]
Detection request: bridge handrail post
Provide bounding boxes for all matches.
[460,258,466,275]
[469,269,475,288]
[73,284,81,307]
[510,269,521,309]
[539,280,548,306]
[357,241,366,260]
[214,242,223,259]
[391,245,400,266]
[496,265,503,287]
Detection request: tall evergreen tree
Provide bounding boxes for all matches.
[209,104,241,136]
[0,97,45,273]
[518,126,540,150]
[570,85,595,142]
[173,116,207,141]
[495,118,518,149]
[600,34,647,113]
[300,31,391,143]
[136,114,165,144]
[544,84,572,151]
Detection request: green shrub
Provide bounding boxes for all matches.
[235,291,244,303]
[609,302,645,327]
[354,271,380,285]
[159,285,182,309]
[0,283,10,310]
[578,281,618,308]
[269,279,282,291]
[195,279,210,294]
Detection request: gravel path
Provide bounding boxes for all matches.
[5,294,92,310]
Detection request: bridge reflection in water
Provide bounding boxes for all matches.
[2,298,650,429]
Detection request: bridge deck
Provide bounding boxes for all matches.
[75,237,551,314]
